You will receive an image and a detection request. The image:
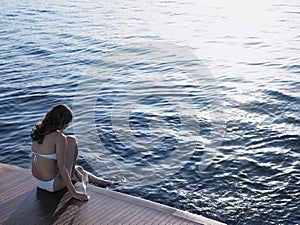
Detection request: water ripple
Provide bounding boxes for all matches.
[0,0,299,224]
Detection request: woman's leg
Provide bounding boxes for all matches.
[76,166,113,188]
[55,135,112,190]
[66,136,112,187]
[65,135,78,178]
[53,135,79,191]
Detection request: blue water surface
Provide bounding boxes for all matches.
[0,1,299,224]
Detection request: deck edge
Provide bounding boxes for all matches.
[1,163,226,225]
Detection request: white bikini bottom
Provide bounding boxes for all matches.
[33,177,55,192]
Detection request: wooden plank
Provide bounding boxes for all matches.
[99,199,135,224]
[0,163,225,225]
[140,211,166,225]
[108,203,150,225]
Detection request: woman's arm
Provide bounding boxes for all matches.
[56,134,88,201]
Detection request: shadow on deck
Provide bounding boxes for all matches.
[0,163,225,225]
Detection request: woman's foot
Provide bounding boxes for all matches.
[95,178,113,188]
[74,166,113,188]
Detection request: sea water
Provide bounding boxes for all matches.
[0,0,299,224]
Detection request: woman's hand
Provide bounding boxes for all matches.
[72,191,89,201]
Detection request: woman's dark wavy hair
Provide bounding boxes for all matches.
[31,104,73,144]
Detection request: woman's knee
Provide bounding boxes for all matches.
[65,135,78,165]
[66,135,78,151]
[75,166,84,173]
[73,166,86,182]
[66,135,77,146]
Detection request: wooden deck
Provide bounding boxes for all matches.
[0,163,225,225]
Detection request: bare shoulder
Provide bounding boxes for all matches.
[50,131,66,143]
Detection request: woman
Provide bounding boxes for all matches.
[31,104,111,201]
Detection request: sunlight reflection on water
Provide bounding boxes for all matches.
[0,0,299,224]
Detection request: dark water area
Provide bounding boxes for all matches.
[1,0,299,224]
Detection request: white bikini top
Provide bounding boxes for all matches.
[31,151,57,163]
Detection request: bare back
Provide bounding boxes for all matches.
[31,131,65,181]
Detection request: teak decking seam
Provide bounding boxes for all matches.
[0,163,225,225]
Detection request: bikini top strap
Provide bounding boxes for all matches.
[31,151,38,164]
